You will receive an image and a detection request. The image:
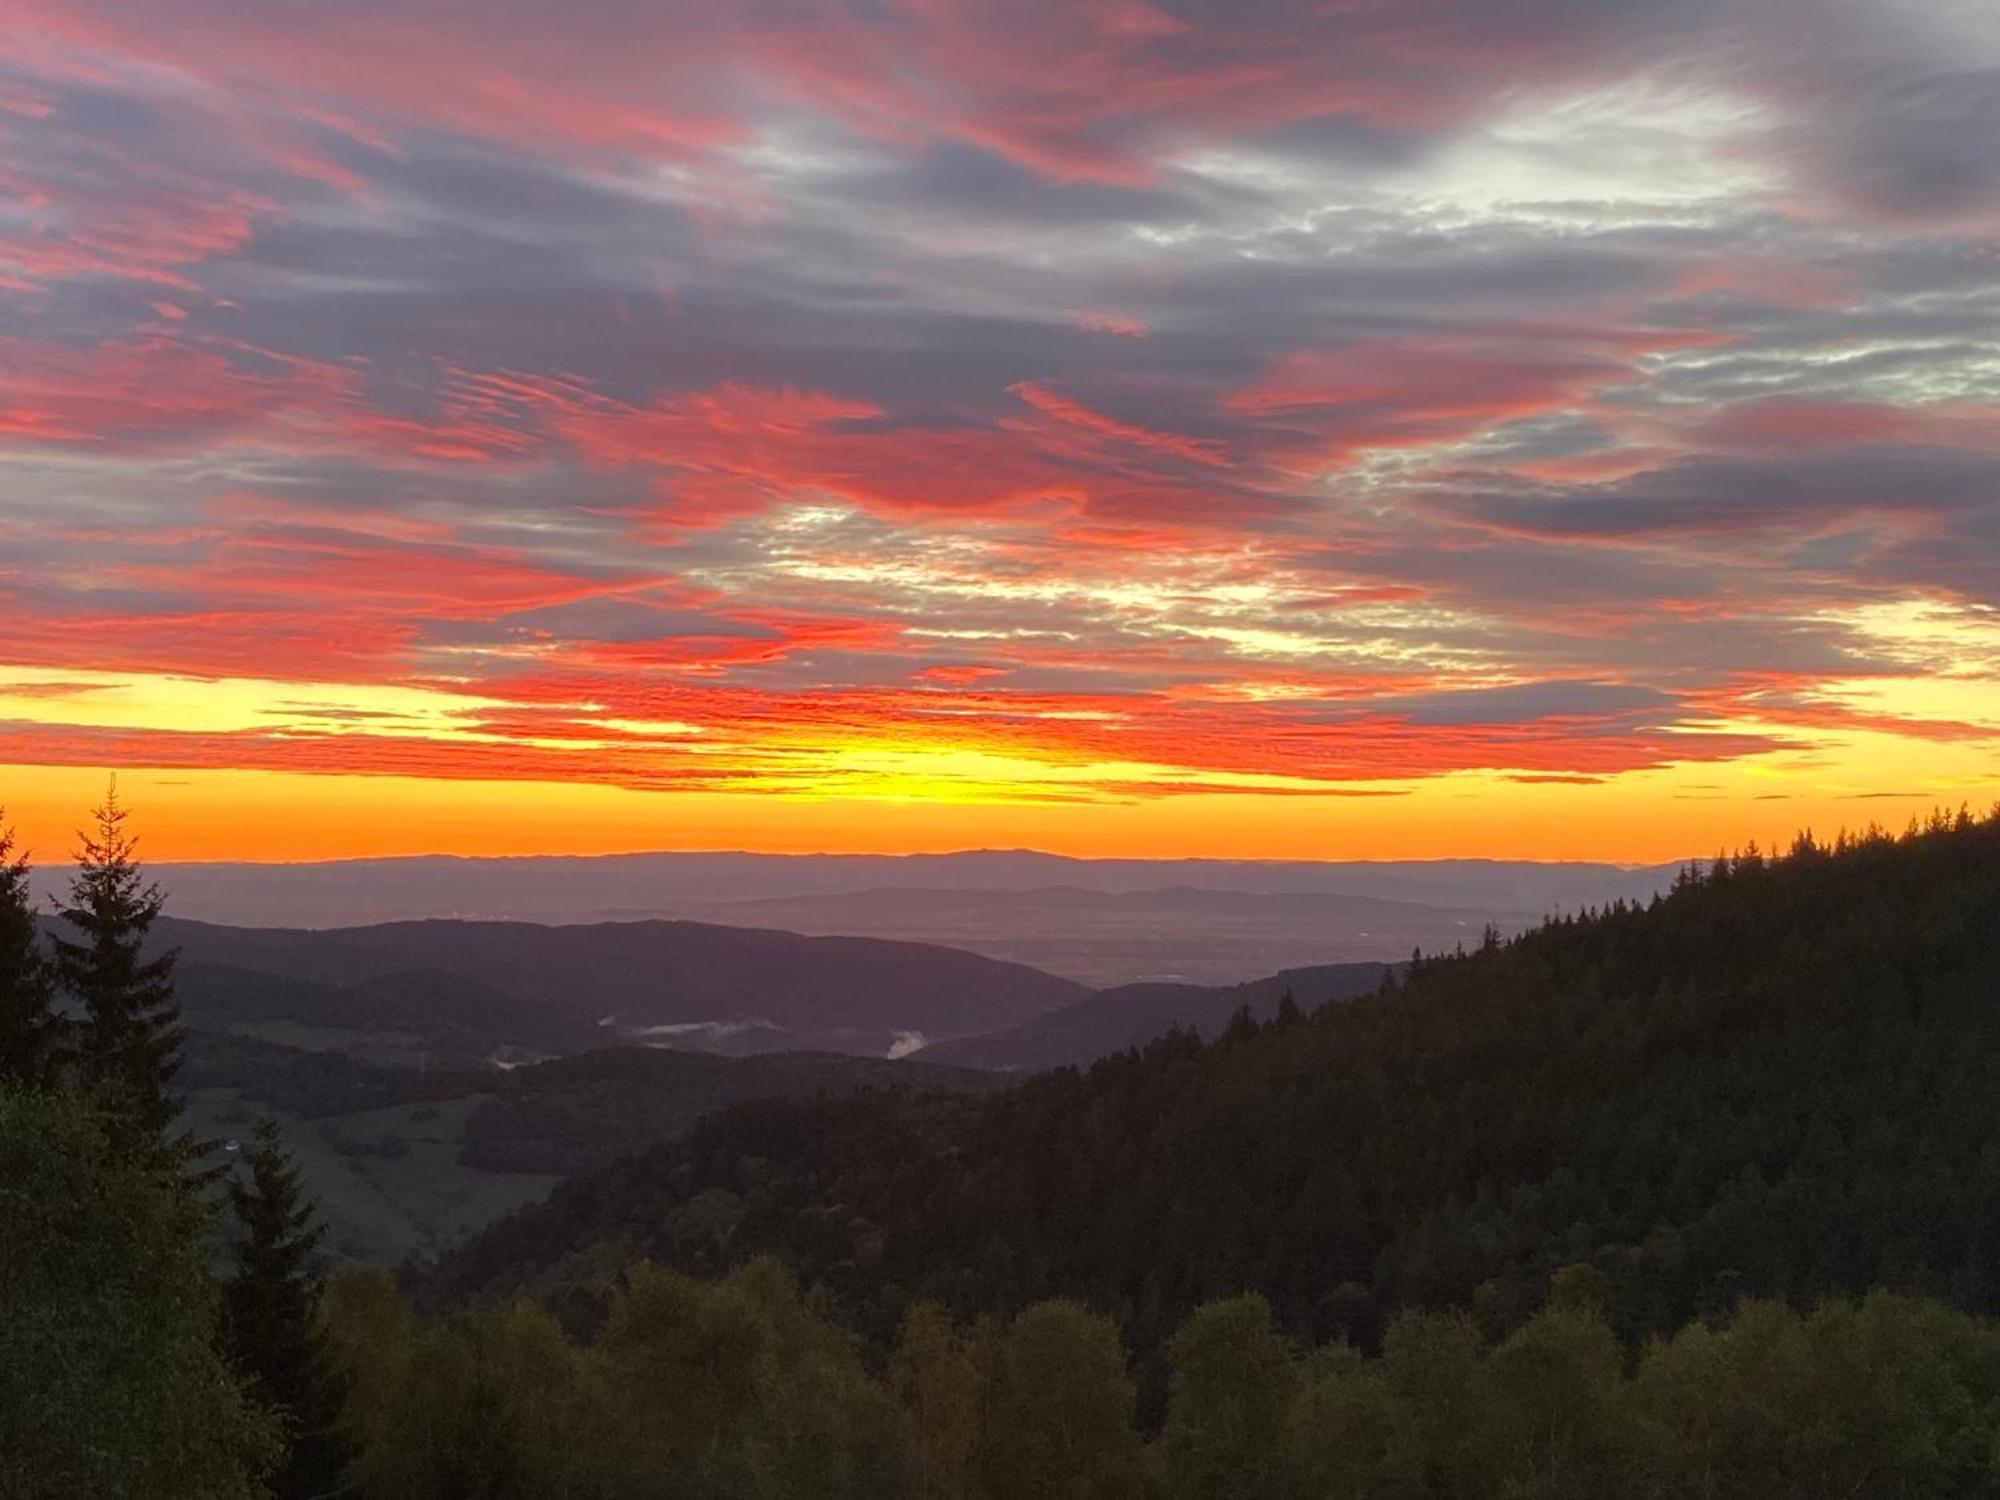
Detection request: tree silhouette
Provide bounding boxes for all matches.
[224,1120,348,1500]
[0,815,59,1088]
[51,782,187,1154]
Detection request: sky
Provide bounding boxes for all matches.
[2,0,1998,864]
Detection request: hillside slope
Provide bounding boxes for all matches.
[917,961,1391,1071]
[432,812,2000,1365]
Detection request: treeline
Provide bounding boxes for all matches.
[2,795,343,1498]
[434,808,2000,1376]
[458,1047,992,1176]
[328,1254,2000,1499]
[0,789,184,1144]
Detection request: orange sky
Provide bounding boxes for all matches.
[3,727,1995,866]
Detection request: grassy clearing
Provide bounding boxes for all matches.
[183,1087,557,1266]
[328,1096,561,1255]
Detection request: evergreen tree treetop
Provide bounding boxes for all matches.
[224,1119,347,1500]
[51,781,187,1151]
[227,1120,328,1314]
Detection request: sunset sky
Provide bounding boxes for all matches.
[3,0,1998,863]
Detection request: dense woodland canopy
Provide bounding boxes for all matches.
[0,1085,280,1499]
[319,1262,2000,1500]
[11,798,2000,1495]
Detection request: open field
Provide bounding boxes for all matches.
[185,1088,558,1265]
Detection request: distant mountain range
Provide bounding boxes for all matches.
[30,850,1686,986]
[29,848,1691,917]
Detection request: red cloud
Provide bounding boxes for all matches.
[114,535,631,621]
[1689,677,2000,745]
[0,0,1719,198]
[4,1,743,167]
[0,337,568,463]
[1008,381,1229,468]
[0,335,353,448]
[0,605,419,684]
[0,692,1775,798]
[750,0,1641,186]
[0,499,649,685]
[0,143,271,290]
[916,665,1009,685]
[506,375,1244,527]
[1228,336,1636,465]
[204,493,462,546]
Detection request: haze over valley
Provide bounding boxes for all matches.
[31,849,1685,987]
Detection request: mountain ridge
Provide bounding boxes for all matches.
[29,850,1686,926]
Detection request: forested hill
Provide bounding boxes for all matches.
[915,960,1392,1070]
[431,811,2000,1371]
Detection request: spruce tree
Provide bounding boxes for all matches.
[1219,1003,1261,1046]
[0,815,59,1087]
[1,1088,281,1497]
[51,784,187,1149]
[224,1119,348,1499]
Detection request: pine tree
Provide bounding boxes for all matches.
[224,1119,348,1500]
[0,815,60,1087]
[2,1089,281,1497]
[51,783,187,1150]
[1219,1003,1261,1046]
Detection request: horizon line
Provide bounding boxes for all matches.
[29,845,1694,873]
